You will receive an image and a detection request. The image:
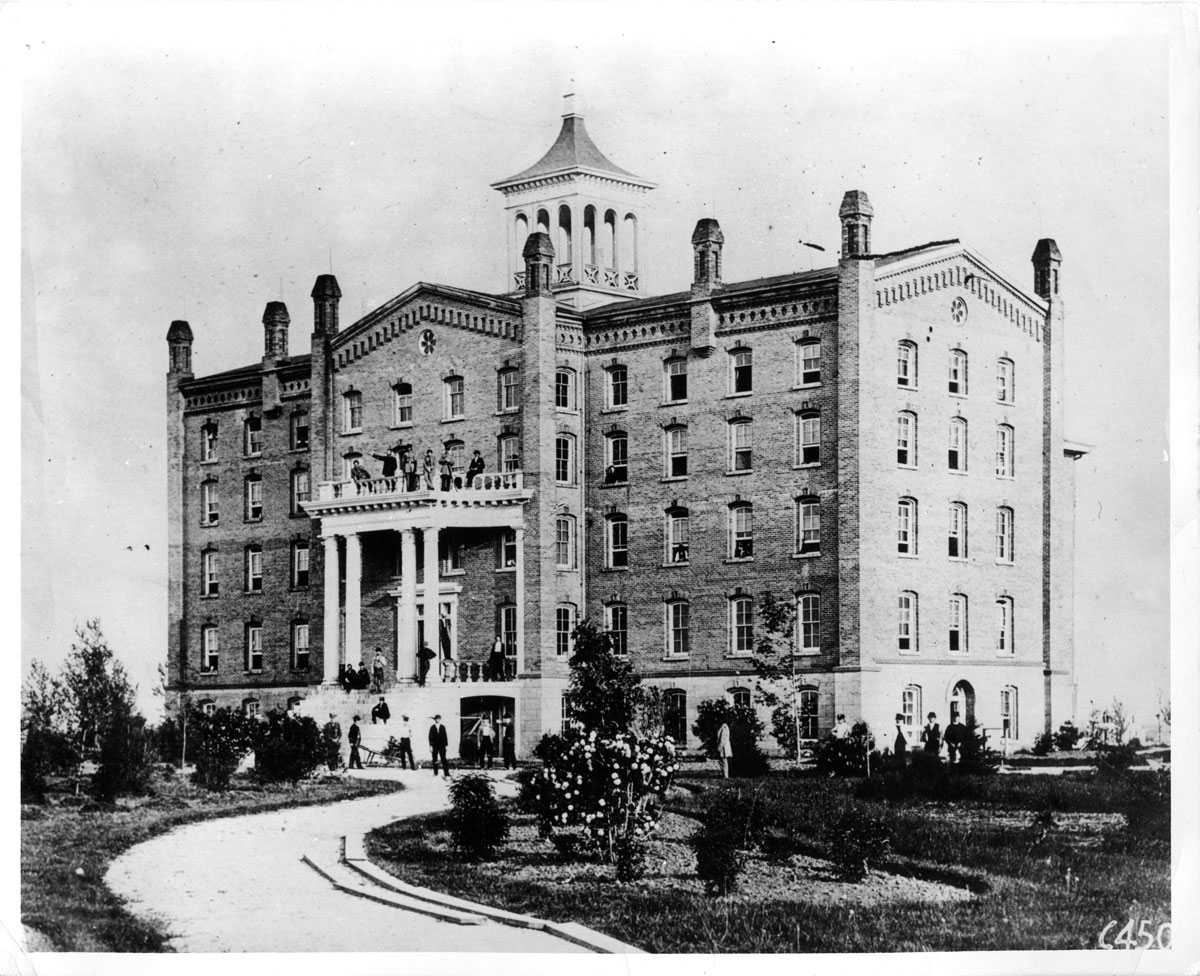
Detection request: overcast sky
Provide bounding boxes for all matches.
[15,2,1183,737]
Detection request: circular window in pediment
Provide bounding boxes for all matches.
[950,297,968,323]
[419,329,436,355]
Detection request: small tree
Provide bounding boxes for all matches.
[566,620,656,733]
[21,660,78,800]
[1107,698,1130,746]
[956,718,1000,774]
[448,774,510,860]
[190,706,258,790]
[93,699,155,801]
[61,621,136,755]
[750,593,808,760]
[253,711,324,784]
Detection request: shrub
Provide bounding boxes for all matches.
[253,711,324,784]
[20,726,80,803]
[1121,768,1170,850]
[816,721,877,777]
[93,702,155,801]
[1053,721,1085,752]
[1031,731,1054,756]
[827,809,892,881]
[691,788,757,894]
[615,835,650,882]
[189,707,258,790]
[447,774,510,860]
[956,718,1000,775]
[1096,743,1146,777]
[692,699,770,778]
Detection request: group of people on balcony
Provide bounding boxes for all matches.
[349,443,499,495]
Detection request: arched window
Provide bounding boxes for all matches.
[997,358,1015,403]
[244,474,263,521]
[444,376,465,420]
[996,597,1014,654]
[605,431,628,483]
[201,548,219,596]
[290,410,309,450]
[797,411,820,465]
[730,419,753,471]
[555,368,576,410]
[291,467,310,515]
[292,620,310,670]
[201,422,219,462]
[343,392,362,432]
[897,497,917,555]
[729,687,751,710]
[606,603,628,657]
[665,425,688,478]
[949,594,967,653]
[603,210,617,269]
[291,539,309,587]
[514,213,529,250]
[535,209,550,235]
[245,622,263,672]
[244,545,263,593]
[897,341,917,388]
[730,595,754,655]
[949,418,967,471]
[621,213,638,272]
[898,591,918,652]
[666,600,690,657]
[666,507,690,563]
[393,383,413,425]
[897,411,917,467]
[996,425,1014,478]
[606,514,629,569]
[555,515,576,569]
[730,503,754,559]
[200,626,219,672]
[901,685,922,730]
[949,502,967,558]
[949,349,968,395]
[556,205,573,268]
[555,603,576,657]
[244,416,263,457]
[798,339,821,385]
[799,688,819,739]
[665,357,688,402]
[1000,686,1019,738]
[797,496,821,554]
[444,439,465,477]
[583,205,597,267]
[730,348,753,394]
[664,689,687,744]
[798,592,821,653]
[554,434,575,484]
[201,479,219,526]
[996,507,1014,563]
[606,364,628,408]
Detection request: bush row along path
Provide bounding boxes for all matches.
[105,769,588,954]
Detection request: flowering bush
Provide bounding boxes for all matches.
[531,728,679,865]
[189,707,258,790]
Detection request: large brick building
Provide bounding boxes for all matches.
[165,96,1085,756]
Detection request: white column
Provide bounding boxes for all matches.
[514,525,525,675]
[322,535,341,683]
[424,525,441,678]
[344,532,363,667]
[398,528,417,680]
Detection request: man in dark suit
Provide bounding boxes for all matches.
[428,714,450,777]
[371,696,390,725]
[347,716,365,770]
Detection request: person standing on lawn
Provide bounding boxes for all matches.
[831,714,851,739]
[499,718,517,769]
[429,714,451,778]
[478,716,495,769]
[944,713,966,764]
[893,713,908,762]
[716,720,733,779]
[323,713,342,772]
[921,712,942,756]
[397,714,415,770]
[347,716,364,770]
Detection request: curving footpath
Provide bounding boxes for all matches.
[105,769,609,953]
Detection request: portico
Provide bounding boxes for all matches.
[302,473,533,686]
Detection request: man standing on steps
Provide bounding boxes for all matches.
[347,716,365,770]
[371,647,387,693]
[323,713,342,772]
[397,714,415,770]
[429,714,451,778]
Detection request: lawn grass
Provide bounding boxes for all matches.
[21,768,402,952]
[365,770,1169,954]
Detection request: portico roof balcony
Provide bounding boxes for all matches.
[302,471,531,519]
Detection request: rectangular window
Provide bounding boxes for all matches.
[732,422,753,472]
[202,626,219,671]
[799,690,818,739]
[949,595,965,652]
[500,529,518,569]
[245,418,263,457]
[246,479,263,521]
[608,518,628,568]
[731,598,754,655]
[798,500,820,554]
[246,548,263,592]
[290,412,309,450]
[291,470,310,514]
[202,425,218,462]
[799,593,820,653]
[555,605,574,657]
[608,366,628,408]
[996,508,1014,563]
[607,604,628,657]
[202,482,219,525]
[606,434,628,483]
[555,516,574,569]
[667,359,688,402]
[1000,687,1018,738]
[202,550,219,596]
[293,542,310,587]
[731,350,753,393]
[293,623,310,670]
[394,384,413,425]
[555,436,573,484]
[668,601,690,656]
[501,604,517,657]
[799,341,821,385]
[731,506,754,559]
[440,540,465,574]
[668,511,690,563]
[246,625,263,672]
[345,393,363,432]
[446,378,465,419]
[499,371,519,412]
[799,415,820,465]
[898,593,916,652]
[667,428,688,477]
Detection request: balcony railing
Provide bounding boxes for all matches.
[315,470,524,502]
[513,270,526,291]
[554,262,576,285]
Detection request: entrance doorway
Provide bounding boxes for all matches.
[416,597,457,681]
[459,695,515,765]
[949,680,976,726]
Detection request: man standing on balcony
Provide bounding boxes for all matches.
[466,449,485,488]
[439,444,455,491]
[371,448,399,491]
[422,450,436,490]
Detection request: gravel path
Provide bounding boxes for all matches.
[105,769,587,953]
